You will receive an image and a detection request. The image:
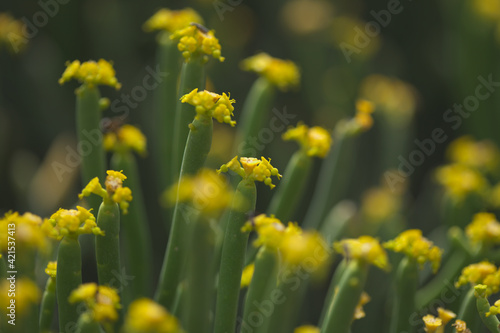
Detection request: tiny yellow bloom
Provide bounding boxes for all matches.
[143,8,203,33]
[218,156,282,189]
[447,136,500,173]
[170,24,224,62]
[243,214,287,249]
[466,212,500,245]
[45,261,57,278]
[282,123,332,158]
[487,298,500,316]
[59,59,121,89]
[354,292,371,320]
[69,283,121,323]
[361,186,401,223]
[241,52,300,91]
[44,206,103,239]
[422,314,442,333]
[180,89,236,126]
[0,211,48,253]
[334,236,389,270]
[294,325,320,333]
[79,177,107,200]
[0,278,40,317]
[384,229,442,273]
[452,319,470,333]
[435,164,487,201]
[354,99,375,130]
[124,298,181,333]
[280,230,329,269]
[241,263,255,288]
[437,308,456,326]
[456,261,500,296]
[0,13,26,53]
[104,124,147,155]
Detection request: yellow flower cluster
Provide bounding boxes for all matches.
[456,261,500,296]
[422,308,457,333]
[333,236,389,270]
[0,13,25,53]
[124,298,181,333]
[0,211,47,253]
[384,229,442,273]
[465,212,500,244]
[59,59,121,89]
[435,164,486,201]
[79,170,133,214]
[452,320,470,333]
[165,169,232,216]
[354,99,376,130]
[170,24,224,62]
[143,8,203,33]
[45,261,57,278]
[104,124,147,156]
[218,156,282,189]
[69,283,121,323]
[447,136,500,173]
[180,89,236,126]
[0,278,40,317]
[42,206,103,240]
[282,123,332,158]
[361,185,402,223]
[294,325,320,333]
[240,52,300,91]
[240,263,255,288]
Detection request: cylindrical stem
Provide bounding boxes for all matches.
[389,257,418,333]
[39,276,56,333]
[95,201,121,287]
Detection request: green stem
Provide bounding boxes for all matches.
[319,259,348,326]
[76,84,106,212]
[153,33,182,194]
[243,246,279,326]
[171,57,205,182]
[214,180,257,333]
[389,257,418,333]
[476,291,500,333]
[455,288,478,333]
[319,201,356,242]
[111,152,153,302]
[57,236,82,331]
[266,150,312,221]
[0,256,6,281]
[95,201,121,288]
[184,214,216,333]
[39,276,56,333]
[233,77,275,156]
[321,260,368,333]
[76,313,104,333]
[156,116,213,309]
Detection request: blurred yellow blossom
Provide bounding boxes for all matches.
[354,292,371,320]
[104,124,147,156]
[472,0,500,21]
[240,263,255,288]
[446,136,500,172]
[334,236,389,270]
[170,24,224,62]
[384,229,442,273]
[124,298,181,333]
[0,211,48,253]
[218,156,282,189]
[0,278,40,317]
[435,164,487,201]
[59,59,121,89]
[422,315,442,333]
[69,283,121,323]
[0,13,26,53]
[42,206,103,240]
[456,261,500,296]
[282,123,332,158]
[465,212,500,245]
[294,325,320,333]
[452,319,470,333]
[331,17,380,62]
[241,52,300,91]
[45,261,57,278]
[437,308,456,326]
[180,89,236,126]
[143,8,203,33]
[361,186,402,223]
[280,230,329,269]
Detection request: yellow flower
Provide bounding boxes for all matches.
[0,13,26,53]
[354,99,375,130]
[282,123,332,158]
[218,156,282,189]
[447,136,500,172]
[472,0,500,21]
[456,261,500,296]
[361,186,401,223]
[294,325,320,333]
[452,319,470,333]
[45,261,57,278]
[243,215,287,249]
[180,89,236,126]
[104,124,147,155]
[0,211,48,253]
[354,292,371,320]
[79,170,133,214]
[124,298,181,333]
[240,52,300,91]
[241,263,255,288]
[334,236,389,270]
[466,212,500,245]
[170,24,224,62]
[280,230,329,269]
[69,283,121,323]
[164,169,233,216]
[143,8,203,33]
[422,315,442,333]
[384,229,442,273]
[435,164,487,201]
[44,206,103,239]
[59,59,121,89]
[0,278,40,317]
[437,308,456,326]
